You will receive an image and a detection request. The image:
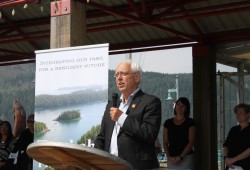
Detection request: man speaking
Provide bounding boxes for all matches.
[94,60,161,169]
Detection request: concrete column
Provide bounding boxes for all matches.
[192,44,218,170]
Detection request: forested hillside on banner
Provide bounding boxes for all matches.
[0,64,35,126]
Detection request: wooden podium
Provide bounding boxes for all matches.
[27,141,134,170]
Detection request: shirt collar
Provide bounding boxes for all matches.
[120,87,140,104]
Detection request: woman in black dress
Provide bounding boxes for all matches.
[163,97,195,170]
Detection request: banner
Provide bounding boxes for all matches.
[34,44,109,169]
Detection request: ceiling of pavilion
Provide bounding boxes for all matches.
[0,0,250,69]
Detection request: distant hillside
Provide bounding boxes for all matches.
[0,64,35,126]
[0,64,193,145]
[2,63,250,149]
[35,89,107,109]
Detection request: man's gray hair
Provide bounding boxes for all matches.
[119,60,142,76]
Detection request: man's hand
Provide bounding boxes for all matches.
[109,107,122,121]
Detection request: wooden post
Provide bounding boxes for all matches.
[50,0,86,48]
[49,0,86,169]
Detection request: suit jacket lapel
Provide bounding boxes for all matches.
[118,90,144,136]
[126,89,144,115]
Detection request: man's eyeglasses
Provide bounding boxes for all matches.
[114,72,136,78]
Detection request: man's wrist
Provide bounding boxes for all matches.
[223,156,228,160]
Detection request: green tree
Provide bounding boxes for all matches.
[77,124,101,145]
[35,121,48,133]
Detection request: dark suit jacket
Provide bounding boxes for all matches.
[94,90,162,170]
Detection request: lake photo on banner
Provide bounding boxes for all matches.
[33,101,106,170]
[35,101,106,144]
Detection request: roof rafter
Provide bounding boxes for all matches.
[0,48,34,58]
[127,0,143,18]
[0,0,39,8]
[82,0,201,42]
[154,0,190,20]
[177,1,203,36]
[1,10,40,49]
[0,0,249,66]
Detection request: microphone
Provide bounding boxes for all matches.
[112,93,118,108]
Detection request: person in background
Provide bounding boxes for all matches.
[0,121,14,170]
[94,60,162,170]
[163,97,195,170]
[7,114,34,170]
[223,103,250,170]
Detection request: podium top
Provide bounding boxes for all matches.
[27,141,134,170]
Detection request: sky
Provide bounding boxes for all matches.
[109,47,237,73]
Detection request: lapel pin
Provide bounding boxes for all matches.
[131,104,136,108]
